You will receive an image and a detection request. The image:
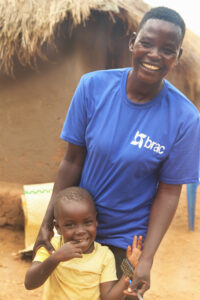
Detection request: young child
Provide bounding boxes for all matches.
[25,187,143,300]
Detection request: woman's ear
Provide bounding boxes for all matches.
[176,47,183,64]
[129,32,137,52]
[54,219,61,235]
[177,48,183,63]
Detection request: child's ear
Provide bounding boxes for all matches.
[54,219,61,235]
[129,32,137,52]
[95,212,98,227]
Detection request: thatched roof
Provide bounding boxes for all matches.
[1,0,200,109]
[0,0,149,76]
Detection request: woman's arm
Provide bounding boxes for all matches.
[129,182,182,295]
[33,142,86,254]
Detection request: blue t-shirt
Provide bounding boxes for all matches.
[60,68,200,249]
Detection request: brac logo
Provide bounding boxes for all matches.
[130,130,165,154]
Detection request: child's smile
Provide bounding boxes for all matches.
[55,199,97,254]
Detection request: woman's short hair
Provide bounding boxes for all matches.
[138,6,185,39]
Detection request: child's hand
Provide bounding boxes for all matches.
[123,277,145,299]
[126,235,143,268]
[124,286,144,299]
[54,241,83,262]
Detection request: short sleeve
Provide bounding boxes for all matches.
[33,236,60,262]
[60,76,87,146]
[100,248,117,283]
[160,113,200,184]
[33,246,50,262]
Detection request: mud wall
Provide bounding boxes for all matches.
[0,14,131,185]
[0,14,131,226]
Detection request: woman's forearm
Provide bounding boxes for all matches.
[128,182,182,294]
[41,158,84,229]
[40,143,86,230]
[33,143,86,254]
[141,182,182,262]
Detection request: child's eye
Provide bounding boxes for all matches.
[65,223,74,228]
[141,41,152,48]
[85,220,93,225]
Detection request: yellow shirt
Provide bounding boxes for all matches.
[34,236,117,300]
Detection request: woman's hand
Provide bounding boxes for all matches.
[127,256,152,297]
[33,225,55,257]
[125,235,149,299]
[127,182,182,296]
[123,277,145,299]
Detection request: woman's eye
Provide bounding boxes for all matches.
[163,48,175,55]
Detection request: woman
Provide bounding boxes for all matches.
[34,7,200,298]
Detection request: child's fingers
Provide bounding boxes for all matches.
[137,235,143,250]
[124,285,144,299]
[123,289,139,299]
[74,252,82,258]
[124,277,130,284]
[124,277,131,288]
[126,245,131,257]
[132,235,137,249]
[70,240,79,244]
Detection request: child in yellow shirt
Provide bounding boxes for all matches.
[25,187,142,299]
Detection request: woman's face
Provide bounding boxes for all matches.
[130,19,183,85]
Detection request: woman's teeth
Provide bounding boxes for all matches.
[142,63,159,70]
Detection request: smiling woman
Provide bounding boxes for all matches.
[127,13,184,102]
[32,6,200,300]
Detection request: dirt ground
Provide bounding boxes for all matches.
[0,185,199,300]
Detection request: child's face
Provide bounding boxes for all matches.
[55,199,97,254]
[130,18,183,85]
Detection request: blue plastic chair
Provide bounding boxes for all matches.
[187,171,200,230]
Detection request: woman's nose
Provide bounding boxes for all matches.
[148,47,161,59]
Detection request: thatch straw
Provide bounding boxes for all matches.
[0,0,148,76]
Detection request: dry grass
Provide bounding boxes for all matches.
[0,0,148,76]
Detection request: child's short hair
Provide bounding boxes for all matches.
[54,187,96,218]
[138,6,185,39]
